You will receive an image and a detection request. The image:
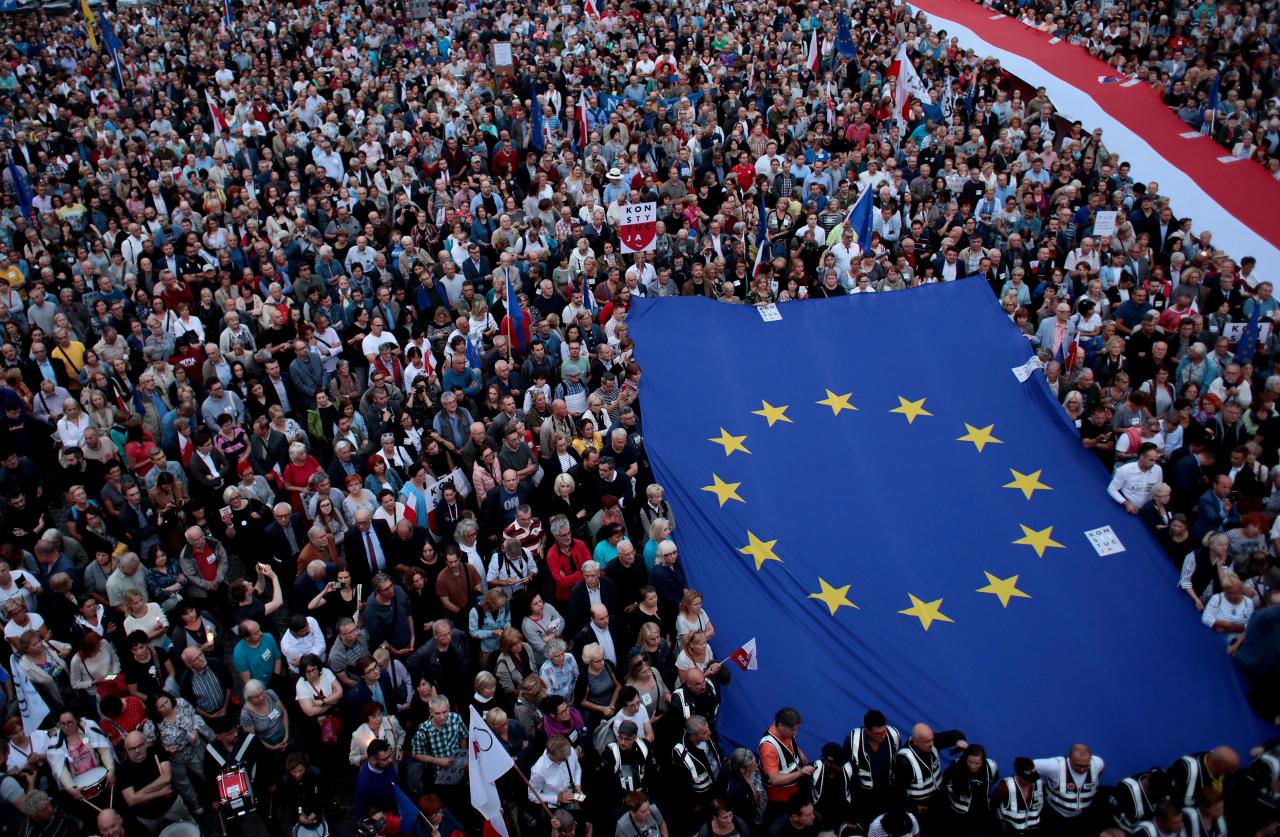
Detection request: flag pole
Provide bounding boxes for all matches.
[505,760,557,825]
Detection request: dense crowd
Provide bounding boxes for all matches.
[982,0,1280,169]
[0,0,1277,834]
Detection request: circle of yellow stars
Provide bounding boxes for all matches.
[698,390,1067,631]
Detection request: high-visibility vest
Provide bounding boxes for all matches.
[897,745,942,801]
[847,725,900,790]
[672,738,717,793]
[812,758,855,806]
[605,739,649,792]
[1112,775,1157,832]
[996,776,1045,832]
[1177,754,1206,807]
[947,758,998,814]
[1182,806,1227,837]
[1044,756,1101,816]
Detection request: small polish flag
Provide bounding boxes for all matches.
[806,29,820,75]
[584,0,599,19]
[206,90,229,133]
[577,90,590,149]
[730,638,758,671]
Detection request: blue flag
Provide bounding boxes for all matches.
[627,281,1269,777]
[1235,300,1261,363]
[393,786,420,829]
[530,99,546,152]
[505,272,526,351]
[835,12,857,60]
[6,154,33,222]
[846,182,875,250]
[96,11,124,89]
[1207,74,1221,112]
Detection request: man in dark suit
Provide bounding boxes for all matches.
[325,440,363,488]
[262,503,310,572]
[567,561,620,634]
[22,342,71,390]
[461,244,491,287]
[186,430,235,505]
[345,508,395,585]
[571,602,628,668]
[1171,445,1217,515]
[386,520,429,571]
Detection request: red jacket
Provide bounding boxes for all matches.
[547,539,591,602]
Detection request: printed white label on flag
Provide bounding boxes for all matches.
[1179,131,1204,139]
[1092,211,1117,237]
[619,202,657,253]
[1048,37,1061,43]
[989,13,1003,18]
[758,304,782,322]
[1085,526,1125,556]
[1121,78,1141,87]
[1012,355,1044,383]
[1217,155,1245,164]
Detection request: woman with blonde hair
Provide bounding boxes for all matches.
[676,589,716,644]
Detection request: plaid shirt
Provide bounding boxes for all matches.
[411,712,466,759]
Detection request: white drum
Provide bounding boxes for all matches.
[72,765,109,800]
[159,822,201,837]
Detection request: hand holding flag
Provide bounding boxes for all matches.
[730,637,758,671]
[468,706,514,836]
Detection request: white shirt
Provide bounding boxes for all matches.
[1107,461,1163,507]
[1201,593,1254,638]
[295,667,339,703]
[591,622,617,665]
[528,750,583,805]
[281,617,327,673]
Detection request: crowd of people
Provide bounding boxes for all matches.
[0,0,1276,833]
[984,0,1280,168]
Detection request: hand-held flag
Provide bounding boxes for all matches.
[730,638,758,671]
[206,90,230,134]
[468,706,514,837]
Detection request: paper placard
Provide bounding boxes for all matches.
[491,41,513,67]
[1223,321,1272,343]
[758,304,782,322]
[1093,211,1117,237]
[1085,525,1125,556]
[1012,355,1045,383]
[1179,131,1204,139]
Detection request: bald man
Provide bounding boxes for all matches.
[116,730,193,829]
[1034,742,1105,833]
[1169,746,1240,808]
[894,723,968,823]
[96,809,127,837]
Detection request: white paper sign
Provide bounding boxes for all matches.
[757,304,782,322]
[491,42,513,67]
[1085,525,1125,556]
[1012,355,1045,383]
[1093,211,1118,238]
[1224,321,1273,343]
[619,202,657,253]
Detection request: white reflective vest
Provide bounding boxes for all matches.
[947,757,999,814]
[1182,806,1228,837]
[1043,756,1101,816]
[897,745,942,800]
[996,776,1045,832]
[605,739,649,792]
[1131,821,1186,836]
[673,739,717,793]
[761,732,801,777]
[1112,775,1157,832]
[1176,754,1209,807]
[847,725,900,790]
[812,759,855,805]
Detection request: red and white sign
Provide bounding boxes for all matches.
[619,201,657,253]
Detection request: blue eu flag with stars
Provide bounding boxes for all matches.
[628,281,1269,777]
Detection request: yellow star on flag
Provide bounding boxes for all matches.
[738,531,781,570]
[752,400,794,427]
[1003,469,1052,500]
[1013,524,1065,557]
[816,389,858,416]
[898,594,954,631]
[708,428,750,456]
[808,578,858,615]
[889,396,933,424]
[976,572,1032,607]
[956,423,1003,452]
[701,474,744,507]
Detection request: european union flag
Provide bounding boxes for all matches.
[846,182,875,251]
[530,98,546,152]
[628,281,1269,777]
[6,154,33,222]
[1236,298,1261,363]
[835,12,857,60]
